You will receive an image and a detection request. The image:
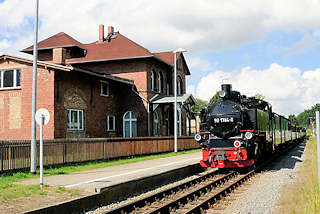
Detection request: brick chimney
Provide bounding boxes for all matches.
[53,48,66,64]
[108,26,114,34]
[99,24,104,42]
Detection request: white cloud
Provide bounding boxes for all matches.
[188,57,218,73]
[195,64,320,116]
[186,85,195,95]
[286,32,319,56]
[2,0,320,54]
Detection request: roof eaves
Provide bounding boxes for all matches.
[22,45,83,53]
[152,55,173,68]
[180,53,190,75]
[67,55,155,64]
[0,55,72,71]
[72,67,134,85]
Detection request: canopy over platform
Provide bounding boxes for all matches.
[150,94,196,105]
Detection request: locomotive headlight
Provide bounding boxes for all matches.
[194,134,202,142]
[219,90,226,98]
[234,140,241,148]
[245,132,253,140]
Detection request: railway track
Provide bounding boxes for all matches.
[102,141,301,214]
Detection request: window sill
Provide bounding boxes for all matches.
[107,129,116,132]
[67,129,84,131]
[0,87,21,91]
[100,94,109,97]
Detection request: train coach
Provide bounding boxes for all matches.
[195,84,306,169]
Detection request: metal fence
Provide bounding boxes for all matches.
[0,136,199,174]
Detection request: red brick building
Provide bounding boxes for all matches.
[0,25,194,140]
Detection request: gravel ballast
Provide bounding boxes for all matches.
[221,141,306,214]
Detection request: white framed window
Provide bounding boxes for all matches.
[0,69,21,90]
[123,111,137,137]
[67,109,84,130]
[100,81,109,97]
[177,76,183,95]
[153,111,160,136]
[107,115,116,131]
[158,72,163,93]
[151,69,158,91]
[177,108,182,136]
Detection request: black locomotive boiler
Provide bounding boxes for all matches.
[195,84,306,169]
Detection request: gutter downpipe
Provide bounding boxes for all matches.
[131,86,150,136]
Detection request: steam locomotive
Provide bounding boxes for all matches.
[195,84,306,169]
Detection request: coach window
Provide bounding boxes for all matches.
[100,81,109,97]
[123,111,137,137]
[67,109,84,130]
[107,115,116,131]
[0,69,21,89]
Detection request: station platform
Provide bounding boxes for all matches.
[19,152,202,194]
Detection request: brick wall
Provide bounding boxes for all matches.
[0,58,55,140]
[54,70,147,138]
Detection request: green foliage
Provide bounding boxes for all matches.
[0,149,201,200]
[192,98,208,113]
[296,104,320,127]
[288,114,298,124]
[209,92,219,104]
[192,91,220,113]
[254,93,265,100]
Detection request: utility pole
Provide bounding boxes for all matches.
[30,0,39,174]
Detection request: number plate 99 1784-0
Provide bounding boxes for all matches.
[213,117,234,123]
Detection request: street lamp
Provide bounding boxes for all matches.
[31,0,39,174]
[174,48,187,153]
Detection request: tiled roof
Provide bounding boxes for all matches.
[67,32,152,63]
[21,29,190,75]
[0,54,134,85]
[153,51,174,65]
[22,32,83,52]
[153,51,190,75]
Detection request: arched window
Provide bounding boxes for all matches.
[123,111,137,137]
[177,76,183,95]
[151,69,156,91]
[158,72,163,93]
[153,111,160,136]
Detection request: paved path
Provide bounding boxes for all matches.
[19,152,202,193]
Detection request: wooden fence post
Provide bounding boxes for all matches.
[1,146,3,173]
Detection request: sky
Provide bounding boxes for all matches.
[1,0,320,116]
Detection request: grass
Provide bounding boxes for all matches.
[276,136,320,214]
[0,148,201,201]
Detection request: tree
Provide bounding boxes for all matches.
[288,114,298,124]
[254,93,265,100]
[192,98,208,113]
[296,103,320,127]
[209,92,219,104]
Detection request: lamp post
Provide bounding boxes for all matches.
[30,0,39,174]
[174,48,186,153]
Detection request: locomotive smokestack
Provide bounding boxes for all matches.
[221,84,232,98]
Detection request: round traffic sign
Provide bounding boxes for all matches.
[35,108,50,125]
